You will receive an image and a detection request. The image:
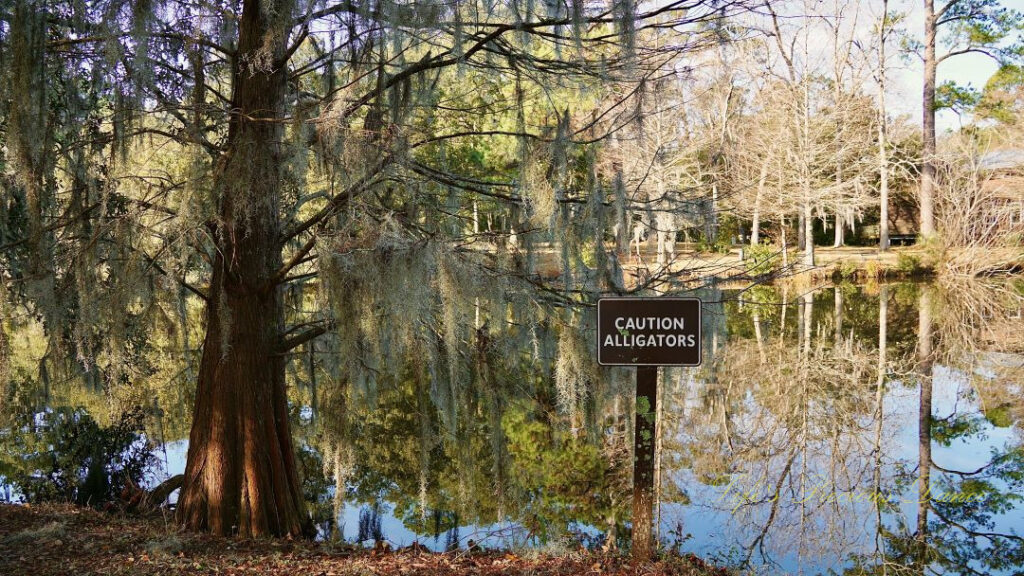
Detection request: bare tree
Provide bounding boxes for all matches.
[919,0,1022,238]
[935,134,1024,275]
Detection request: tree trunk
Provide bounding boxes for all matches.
[751,152,770,246]
[833,286,843,345]
[797,210,806,251]
[177,0,309,538]
[915,288,934,571]
[801,289,813,356]
[781,218,789,268]
[873,286,887,557]
[878,0,891,251]
[711,183,719,244]
[832,17,845,250]
[920,0,937,238]
[880,123,891,250]
[705,183,719,246]
[802,201,815,267]
[753,312,765,362]
[801,64,814,265]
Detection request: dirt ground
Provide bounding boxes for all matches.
[0,504,726,576]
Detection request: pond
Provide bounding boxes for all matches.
[2,279,1023,575]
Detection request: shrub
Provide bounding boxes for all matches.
[864,260,882,279]
[0,407,157,506]
[835,260,858,280]
[745,242,781,276]
[696,238,731,254]
[896,253,924,276]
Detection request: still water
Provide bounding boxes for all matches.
[3,280,1023,575]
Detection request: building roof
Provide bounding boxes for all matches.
[979,148,1024,171]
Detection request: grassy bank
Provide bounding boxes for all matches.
[0,504,726,576]
[794,247,936,283]
[616,245,941,287]
[790,245,1023,282]
[621,244,1024,288]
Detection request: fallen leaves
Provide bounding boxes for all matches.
[0,504,726,575]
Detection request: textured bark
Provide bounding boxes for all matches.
[920,0,937,238]
[750,208,760,246]
[177,0,310,538]
[801,68,814,266]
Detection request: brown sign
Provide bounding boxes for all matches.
[597,298,702,366]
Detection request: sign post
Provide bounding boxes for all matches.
[597,298,701,559]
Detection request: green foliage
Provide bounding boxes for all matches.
[695,239,729,254]
[0,407,157,505]
[895,253,924,276]
[696,217,739,254]
[975,64,1024,124]
[931,414,985,447]
[836,259,859,280]
[296,444,335,535]
[863,260,883,279]
[502,401,623,543]
[745,242,780,277]
[935,81,981,115]
[916,235,946,269]
[984,405,1014,428]
[921,446,1024,574]
[724,284,782,340]
[940,0,1024,60]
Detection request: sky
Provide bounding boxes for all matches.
[728,0,1024,134]
[889,0,1024,132]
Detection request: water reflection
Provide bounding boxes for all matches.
[662,282,1024,575]
[1,280,1022,574]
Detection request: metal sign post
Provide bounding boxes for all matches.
[597,298,702,559]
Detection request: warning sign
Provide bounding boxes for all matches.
[597,298,702,366]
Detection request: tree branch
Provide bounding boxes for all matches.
[938,47,997,65]
[281,155,392,242]
[278,320,336,353]
[936,0,966,22]
[270,234,318,287]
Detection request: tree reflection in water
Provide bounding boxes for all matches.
[1,280,1022,573]
[660,281,1023,575]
